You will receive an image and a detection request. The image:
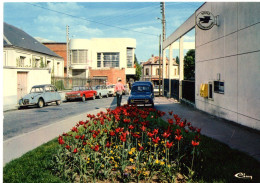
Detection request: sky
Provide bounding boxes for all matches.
[3,1,203,62]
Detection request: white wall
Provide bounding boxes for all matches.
[3,68,51,110]
[195,2,260,130]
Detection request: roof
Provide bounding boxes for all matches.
[143,55,178,66]
[4,22,61,58]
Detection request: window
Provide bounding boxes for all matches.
[103,53,119,67]
[146,68,149,76]
[19,56,25,67]
[35,59,40,68]
[71,50,88,64]
[214,81,224,94]
[97,53,101,67]
[156,68,159,76]
[127,48,133,68]
[97,52,119,68]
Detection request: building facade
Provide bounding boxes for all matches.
[142,55,179,85]
[3,22,64,110]
[68,38,136,84]
[195,2,260,130]
[163,2,260,130]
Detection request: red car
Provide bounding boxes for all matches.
[65,86,97,102]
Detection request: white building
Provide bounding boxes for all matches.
[3,22,64,110]
[163,2,260,130]
[68,38,136,84]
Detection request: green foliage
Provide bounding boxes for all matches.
[176,56,179,65]
[54,80,65,90]
[134,54,142,81]
[184,49,195,80]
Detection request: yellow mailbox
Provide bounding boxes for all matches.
[200,84,208,98]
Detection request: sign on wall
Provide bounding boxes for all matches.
[196,11,216,30]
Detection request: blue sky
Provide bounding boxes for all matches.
[3,1,203,62]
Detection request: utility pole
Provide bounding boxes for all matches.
[161,2,166,41]
[159,34,162,96]
[66,25,70,77]
[160,2,166,96]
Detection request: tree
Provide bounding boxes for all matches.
[134,54,142,81]
[184,49,195,80]
[176,56,179,65]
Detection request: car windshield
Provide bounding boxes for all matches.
[30,87,44,93]
[131,85,151,93]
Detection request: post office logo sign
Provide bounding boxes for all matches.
[196,11,215,30]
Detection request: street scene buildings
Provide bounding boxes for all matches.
[3,1,260,179]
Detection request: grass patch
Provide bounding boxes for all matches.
[4,113,260,183]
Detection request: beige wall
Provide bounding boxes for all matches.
[195,2,260,130]
[69,38,136,77]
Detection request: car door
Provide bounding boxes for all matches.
[44,86,53,102]
[53,86,61,101]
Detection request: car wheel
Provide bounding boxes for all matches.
[99,93,102,99]
[38,99,44,108]
[92,94,96,100]
[82,95,86,102]
[56,100,61,105]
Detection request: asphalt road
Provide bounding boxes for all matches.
[3,95,128,141]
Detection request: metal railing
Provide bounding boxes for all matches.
[51,77,106,90]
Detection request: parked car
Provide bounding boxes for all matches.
[127,81,154,107]
[107,84,115,97]
[65,86,97,102]
[93,85,110,99]
[154,85,162,96]
[19,84,61,108]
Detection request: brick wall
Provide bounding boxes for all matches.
[89,68,126,85]
[44,43,67,76]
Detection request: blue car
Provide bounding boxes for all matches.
[19,84,61,108]
[127,81,154,107]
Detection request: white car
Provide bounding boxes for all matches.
[93,85,110,99]
[107,85,115,97]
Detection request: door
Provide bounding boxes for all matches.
[17,72,28,101]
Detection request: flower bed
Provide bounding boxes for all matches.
[52,105,202,182]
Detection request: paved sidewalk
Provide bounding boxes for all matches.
[154,97,260,162]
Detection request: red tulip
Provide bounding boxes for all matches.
[65,145,71,150]
[110,131,115,136]
[168,111,173,115]
[175,129,181,136]
[73,148,78,153]
[94,145,100,152]
[139,146,144,151]
[166,141,173,148]
[153,129,159,135]
[192,140,200,147]
[128,125,134,130]
[58,136,65,145]
[140,125,146,132]
[147,132,154,138]
[162,132,171,139]
[168,119,174,125]
[75,135,80,139]
[175,135,183,141]
[152,136,160,144]
[105,141,110,148]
